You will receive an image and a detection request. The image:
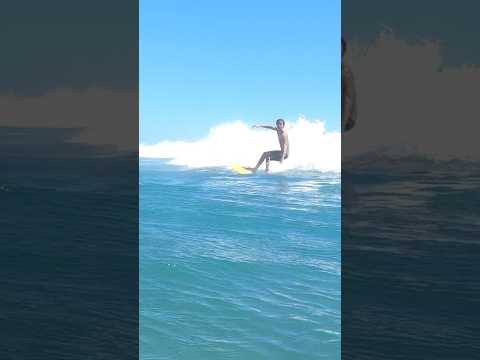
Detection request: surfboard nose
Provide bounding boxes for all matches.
[231,164,252,175]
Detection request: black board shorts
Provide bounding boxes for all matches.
[268,150,288,161]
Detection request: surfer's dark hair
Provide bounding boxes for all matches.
[276,118,285,126]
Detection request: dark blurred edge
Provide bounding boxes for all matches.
[1,1,138,359]
[342,1,479,359]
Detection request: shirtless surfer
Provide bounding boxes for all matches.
[246,118,289,172]
[342,37,357,132]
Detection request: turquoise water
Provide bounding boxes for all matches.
[140,159,340,359]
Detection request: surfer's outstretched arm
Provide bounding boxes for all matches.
[252,125,277,131]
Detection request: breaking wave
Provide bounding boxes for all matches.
[140,117,340,172]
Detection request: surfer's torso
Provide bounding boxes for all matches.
[277,129,289,156]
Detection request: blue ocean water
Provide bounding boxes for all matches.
[140,159,341,360]
[2,152,138,359]
[342,157,480,360]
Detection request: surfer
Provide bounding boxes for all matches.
[342,37,357,132]
[246,118,289,172]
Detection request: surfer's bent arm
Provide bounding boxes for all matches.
[342,66,356,130]
[342,96,352,128]
[280,134,289,162]
[253,125,277,130]
[280,148,286,163]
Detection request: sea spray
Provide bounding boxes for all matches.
[140,117,340,172]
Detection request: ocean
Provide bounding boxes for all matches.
[2,153,138,359]
[140,159,341,359]
[342,158,480,359]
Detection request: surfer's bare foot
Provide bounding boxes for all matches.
[245,167,257,172]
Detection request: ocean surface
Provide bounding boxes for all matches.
[2,153,138,359]
[140,159,341,360]
[342,157,480,360]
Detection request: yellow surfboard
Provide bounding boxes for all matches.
[231,164,253,175]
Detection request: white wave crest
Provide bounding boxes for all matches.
[344,31,480,161]
[140,117,340,172]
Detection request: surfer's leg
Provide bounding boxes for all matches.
[249,151,269,172]
[266,155,270,172]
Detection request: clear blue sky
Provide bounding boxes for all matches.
[140,0,340,143]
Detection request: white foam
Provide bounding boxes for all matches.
[343,31,480,161]
[140,117,340,172]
